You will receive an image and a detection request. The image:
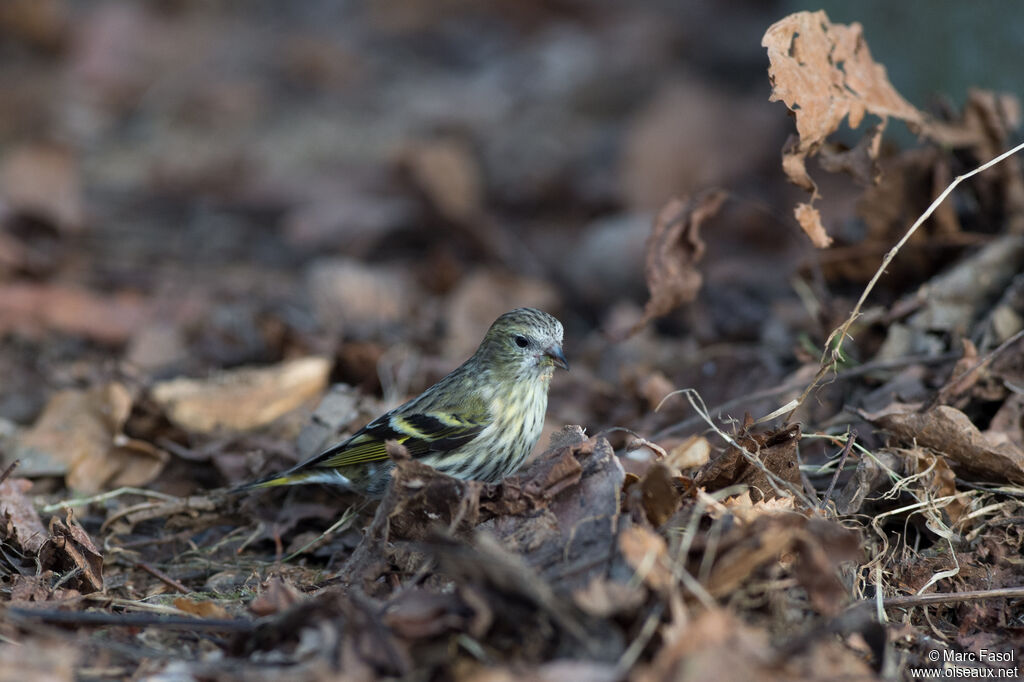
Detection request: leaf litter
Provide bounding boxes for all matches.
[0,5,1023,682]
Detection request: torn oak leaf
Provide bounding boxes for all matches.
[630,190,726,336]
[762,10,925,248]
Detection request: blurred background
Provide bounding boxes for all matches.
[1,0,1021,481]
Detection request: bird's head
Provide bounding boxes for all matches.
[476,308,568,381]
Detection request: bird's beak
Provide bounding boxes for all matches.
[545,345,569,371]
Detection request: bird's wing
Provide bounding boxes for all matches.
[314,405,489,469]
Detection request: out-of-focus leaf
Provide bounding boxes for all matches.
[151,356,330,434]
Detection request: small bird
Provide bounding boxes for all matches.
[244,308,568,497]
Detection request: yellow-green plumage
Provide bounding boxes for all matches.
[246,308,567,497]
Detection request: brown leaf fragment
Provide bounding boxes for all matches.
[14,382,168,493]
[173,597,230,619]
[666,435,711,471]
[0,477,47,554]
[151,356,330,434]
[935,338,981,403]
[702,519,797,598]
[572,576,646,618]
[38,511,103,594]
[619,525,673,593]
[627,461,682,527]
[763,10,923,145]
[396,136,482,223]
[700,515,859,615]
[695,424,803,501]
[989,394,1024,451]
[630,190,725,335]
[8,572,82,604]
[794,202,832,248]
[791,518,862,615]
[0,283,150,344]
[249,576,304,617]
[864,403,1024,483]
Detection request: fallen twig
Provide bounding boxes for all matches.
[881,586,1024,608]
[0,459,19,485]
[8,607,256,632]
[820,429,856,509]
[136,561,190,594]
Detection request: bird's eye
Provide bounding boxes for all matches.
[514,335,529,348]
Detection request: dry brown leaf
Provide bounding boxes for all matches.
[989,394,1024,451]
[397,137,482,222]
[572,576,646,618]
[307,258,411,337]
[173,597,230,619]
[695,424,802,501]
[794,202,832,248]
[701,516,859,615]
[903,449,968,526]
[619,525,673,593]
[666,435,710,471]
[865,403,1024,483]
[719,490,796,525]
[763,10,924,248]
[632,461,682,527]
[630,190,725,335]
[703,520,797,598]
[0,477,47,554]
[0,283,150,344]
[0,143,83,231]
[38,511,104,593]
[151,356,330,434]
[15,382,168,493]
[248,576,304,617]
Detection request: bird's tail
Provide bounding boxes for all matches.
[229,471,299,494]
[230,466,344,494]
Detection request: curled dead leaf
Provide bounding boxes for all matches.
[38,511,104,594]
[865,403,1024,484]
[630,190,726,336]
[152,356,330,434]
[14,382,168,493]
